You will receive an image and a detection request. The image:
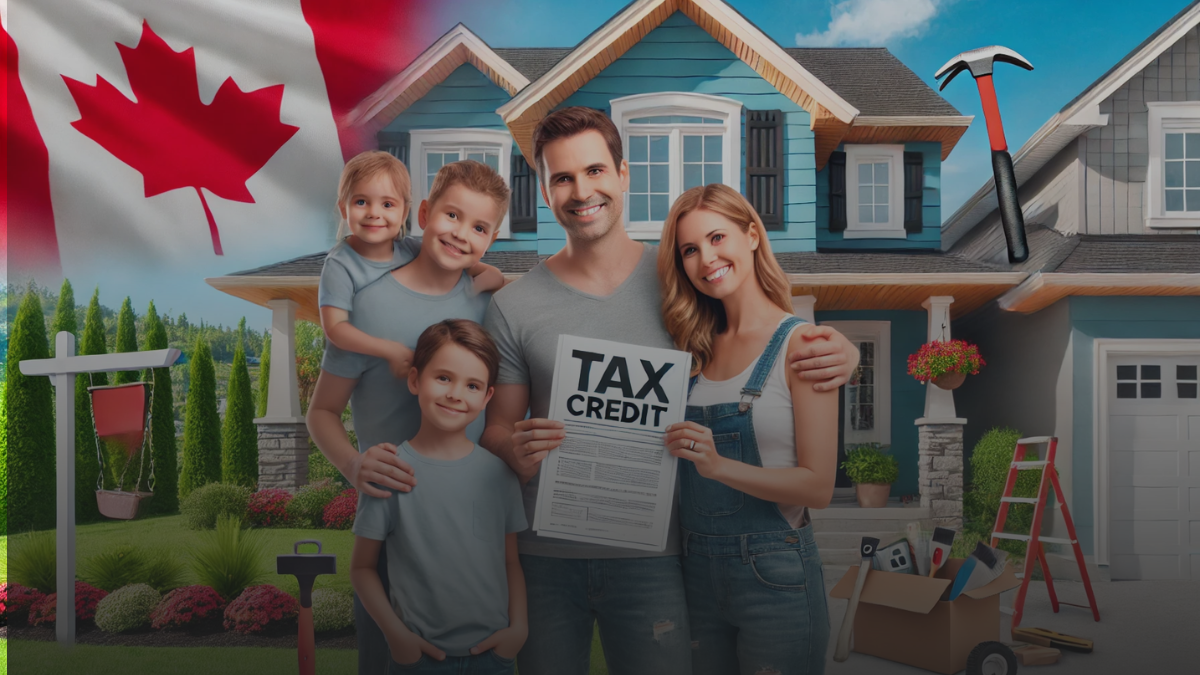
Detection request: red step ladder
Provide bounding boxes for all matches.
[991,436,1100,628]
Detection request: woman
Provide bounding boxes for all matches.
[658,183,839,675]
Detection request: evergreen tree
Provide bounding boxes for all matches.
[1,381,9,535]
[257,331,271,418]
[51,279,102,523]
[112,297,138,385]
[80,289,108,387]
[179,336,221,499]
[221,327,258,488]
[142,302,179,514]
[6,287,57,532]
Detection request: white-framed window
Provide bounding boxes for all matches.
[1147,102,1200,229]
[408,128,514,237]
[820,321,892,446]
[844,144,905,239]
[609,93,743,237]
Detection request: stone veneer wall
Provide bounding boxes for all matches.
[257,422,310,491]
[918,423,964,530]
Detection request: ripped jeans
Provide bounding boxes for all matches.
[515,554,692,675]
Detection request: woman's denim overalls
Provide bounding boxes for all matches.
[680,317,829,675]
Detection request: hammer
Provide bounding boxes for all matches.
[936,46,1034,264]
[278,540,337,675]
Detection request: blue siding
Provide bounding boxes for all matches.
[382,64,509,132]
[815,310,928,498]
[816,141,943,251]
[1068,296,1200,554]
[546,12,816,252]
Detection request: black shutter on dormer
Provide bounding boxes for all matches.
[509,153,537,233]
[828,150,847,232]
[376,131,410,165]
[746,110,784,231]
[904,151,924,233]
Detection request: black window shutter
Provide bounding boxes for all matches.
[509,153,537,233]
[746,110,784,231]
[904,152,924,233]
[376,131,410,165]
[828,150,847,232]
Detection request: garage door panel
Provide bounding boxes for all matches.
[1112,486,1180,511]
[1192,555,1200,578]
[1110,554,1182,580]
[1111,519,1181,553]
[1190,451,1200,476]
[1192,487,1200,512]
[1191,521,1200,546]
[1110,450,1182,477]
[1191,416,1200,440]
[1109,415,1179,442]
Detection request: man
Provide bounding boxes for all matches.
[481,106,859,675]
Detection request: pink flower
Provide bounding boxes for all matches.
[151,585,226,630]
[323,488,358,530]
[223,585,298,634]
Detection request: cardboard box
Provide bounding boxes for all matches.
[829,558,1021,674]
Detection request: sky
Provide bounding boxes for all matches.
[7,0,1192,330]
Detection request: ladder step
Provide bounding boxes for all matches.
[1001,497,1039,504]
[1039,537,1075,545]
[992,532,1030,541]
[1012,461,1048,468]
[1017,436,1052,444]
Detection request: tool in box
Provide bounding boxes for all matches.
[1012,626,1094,653]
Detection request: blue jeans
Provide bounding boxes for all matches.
[516,554,692,675]
[388,652,515,675]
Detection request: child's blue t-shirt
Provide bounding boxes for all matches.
[353,441,527,656]
[317,236,423,311]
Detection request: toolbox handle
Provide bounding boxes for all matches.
[294,540,323,555]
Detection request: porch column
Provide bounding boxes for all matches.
[791,295,817,324]
[254,298,309,491]
[915,296,965,530]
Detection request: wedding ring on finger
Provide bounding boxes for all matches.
[689,439,696,451]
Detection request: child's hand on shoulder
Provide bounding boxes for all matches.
[385,340,414,380]
[470,623,528,660]
[387,627,446,665]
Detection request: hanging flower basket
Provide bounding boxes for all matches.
[907,339,985,390]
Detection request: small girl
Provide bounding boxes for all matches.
[319,151,504,378]
[658,183,840,675]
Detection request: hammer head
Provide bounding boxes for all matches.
[935,45,1033,90]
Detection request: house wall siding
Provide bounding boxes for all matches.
[539,11,817,256]
[816,309,927,497]
[1068,296,1200,555]
[816,141,943,250]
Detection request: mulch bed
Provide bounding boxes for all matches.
[0,622,357,649]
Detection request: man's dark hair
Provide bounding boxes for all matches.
[532,107,623,179]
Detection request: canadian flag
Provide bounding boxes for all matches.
[4,0,428,282]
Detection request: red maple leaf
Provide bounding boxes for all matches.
[63,21,299,255]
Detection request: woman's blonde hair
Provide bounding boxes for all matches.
[657,183,794,376]
[333,150,412,241]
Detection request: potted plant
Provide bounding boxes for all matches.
[841,443,899,508]
[906,339,986,390]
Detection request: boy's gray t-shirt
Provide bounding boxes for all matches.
[318,236,423,311]
[321,271,490,451]
[483,244,682,559]
[353,441,527,656]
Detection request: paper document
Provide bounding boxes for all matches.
[533,335,692,551]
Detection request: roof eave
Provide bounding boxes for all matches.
[998,272,1200,313]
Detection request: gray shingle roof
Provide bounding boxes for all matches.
[1052,235,1200,273]
[775,251,1008,274]
[492,48,573,81]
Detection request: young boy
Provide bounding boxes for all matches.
[351,319,527,674]
[306,160,515,675]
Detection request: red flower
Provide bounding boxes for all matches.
[1,583,47,623]
[28,582,107,626]
[323,488,358,530]
[223,585,298,634]
[247,488,294,528]
[906,339,986,383]
[151,585,226,630]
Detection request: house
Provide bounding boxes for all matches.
[943,2,1200,580]
[208,0,1023,564]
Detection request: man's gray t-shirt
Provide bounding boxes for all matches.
[353,441,527,656]
[483,244,681,559]
[321,271,490,451]
[318,236,423,311]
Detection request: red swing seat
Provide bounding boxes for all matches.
[89,382,154,520]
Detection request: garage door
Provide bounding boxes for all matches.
[1108,354,1200,580]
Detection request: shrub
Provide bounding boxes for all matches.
[841,443,899,485]
[181,482,251,530]
[142,550,188,593]
[79,545,146,592]
[223,585,298,634]
[189,515,269,600]
[221,329,259,489]
[151,585,227,631]
[907,339,986,383]
[10,531,57,593]
[143,301,179,515]
[308,445,350,487]
[179,336,221,499]
[965,427,1043,557]
[286,481,341,529]
[311,589,354,633]
[52,280,103,524]
[247,488,293,528]
[6,287,57,531]
[95,584,160,633]
[29,582,108,626]
[2,583,47,623]
[323,488,358,530]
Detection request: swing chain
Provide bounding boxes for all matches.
[88,375,158,496]
[88,372,107,492]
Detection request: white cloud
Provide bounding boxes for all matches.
[796,0,941,47]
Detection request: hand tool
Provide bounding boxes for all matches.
[834,536,879,662]
[278,540,338,675]
[928,526,955,578]
[949,541,1006,599]
[1012,626,1094,653]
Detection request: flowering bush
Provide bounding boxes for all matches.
[323,488,358,530]
[95,584,161,633]
[311,589,354,633]
[286,481,342,529]
[907,339,986,383]
[29,582,108,626]
[223,585,298,634]
[2,583,47,624]
[151,585,227,631]
[247,488,293,528]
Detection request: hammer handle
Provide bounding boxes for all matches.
[834,559,871,662]
[299,605,315,675]
[993,150,1030,263]
[974,74,1008,152]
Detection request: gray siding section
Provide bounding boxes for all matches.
[1086,25,1200,235]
